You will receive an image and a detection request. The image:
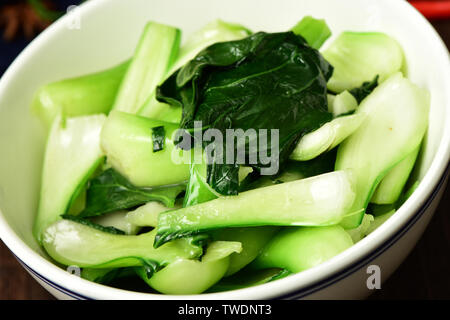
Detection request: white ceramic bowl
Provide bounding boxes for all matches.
[0,0,449,300]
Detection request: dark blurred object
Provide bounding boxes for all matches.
[0,1,61,42]
[0,0,82,76]
[410,1,450,19]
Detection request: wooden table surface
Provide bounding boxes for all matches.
[0,19,449,301]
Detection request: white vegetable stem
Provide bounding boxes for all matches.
[336,73,429,228]
[290,113,365,161]
[34,114,106,242]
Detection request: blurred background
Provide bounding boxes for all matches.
[0,0,84,76]
[0,0,449,300]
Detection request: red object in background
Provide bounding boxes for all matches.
[410,1,450,19]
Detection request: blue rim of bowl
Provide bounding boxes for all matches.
[12,165,449,300]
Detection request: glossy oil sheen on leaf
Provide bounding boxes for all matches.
[157,32,333,195]
[79,168,186,218]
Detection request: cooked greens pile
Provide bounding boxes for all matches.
[32,17,429,295]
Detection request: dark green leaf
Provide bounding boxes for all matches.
[79,168,186,218]
[134,259,174,284]
[151,126,165,153]
[349,75,379,103]
[206,162,240,196]
[139,259,162,279]
[157,31,333,195]
[61,214,126,235]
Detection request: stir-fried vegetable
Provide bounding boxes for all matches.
[212,227,279,276]
[251,226,353,273]
[291,16,332,49]
[323,32,404,93]
[112,22,181,114]
[290,114,365,161]
[138,20,252,120]
[137,241,242,294]
[31,17,430,295]
[371,146,421,204]
[157,31,333,196]
[155,171,357,247]
[33,115,105,242]
[32,61,129,128]
[329,90,358,117]
[336,73,429,228]
[43,219,203,270]
[77,168,185,218]
[101,111,190,187]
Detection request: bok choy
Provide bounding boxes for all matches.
[112,22,181,114]
[323,32,404,93]
[336,73,429,228]
[32,61,129,127]
[33,114,106,242]
[31,17,430,295]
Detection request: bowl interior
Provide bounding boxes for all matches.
[0,0,448,298]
